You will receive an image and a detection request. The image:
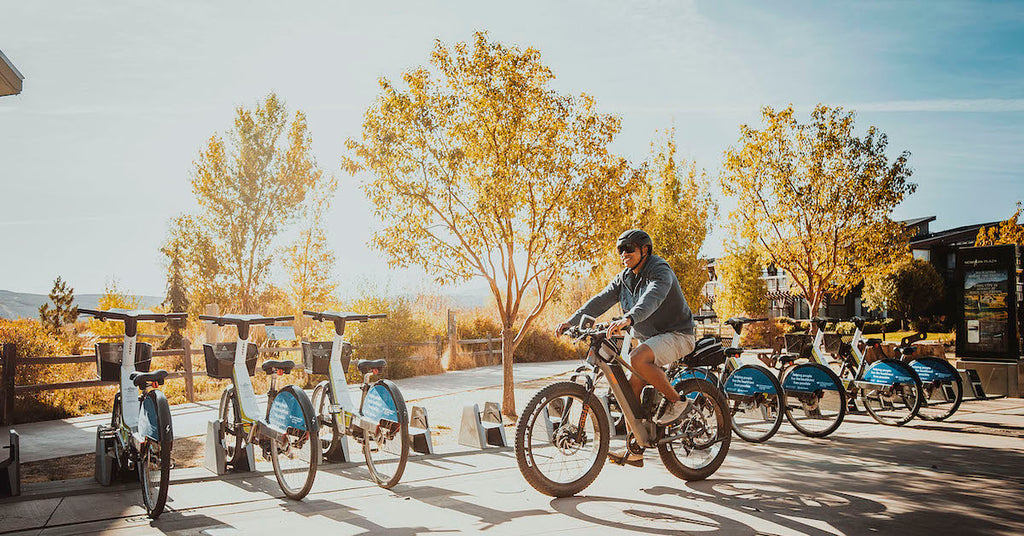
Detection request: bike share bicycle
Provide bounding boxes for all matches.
[200,314,319,500]
[772,317,848,438]
[302,310,411,489]
[677,316,786,443]
[82,308,187,518]
[514,315,731,497]
[895,333,963,421]
[834,316,926,426]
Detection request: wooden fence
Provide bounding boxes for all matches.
[0,333,505,425]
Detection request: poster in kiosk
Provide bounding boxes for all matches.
[956,244,1023,361]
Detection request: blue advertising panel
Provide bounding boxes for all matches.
[362,384,399,423]
[782,364,839,392]
[269,391,307,431]
[139,396,160,441]
[863,361,916,385]
[909,357,957,383]
[725,367,777,396]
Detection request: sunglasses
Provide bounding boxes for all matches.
[617,245,637,254]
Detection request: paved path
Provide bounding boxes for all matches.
[1,360,578,463]
[2,398,1023,535]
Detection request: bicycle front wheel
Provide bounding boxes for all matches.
[138,389,173,518]
[658,377,731,481]
[725,364,784,443]
[860,359,923,426]
[782,363,846,438]
[311,381,345,461]
[515,381,609,497]
[269,385,319,500]
[218,387,244,466]
[361,380,410,488]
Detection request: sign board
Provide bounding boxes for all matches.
[955,245,1022,361]
[264,325,296,341]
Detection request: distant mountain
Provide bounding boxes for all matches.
[0,290,164,320]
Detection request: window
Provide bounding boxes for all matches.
[912,249,930,262]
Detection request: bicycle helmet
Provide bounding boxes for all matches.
[616,229,653,255]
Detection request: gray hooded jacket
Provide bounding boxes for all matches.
[567,254,694,340]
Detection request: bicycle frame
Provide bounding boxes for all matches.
[322,321,390,436]
[579,330,660,449]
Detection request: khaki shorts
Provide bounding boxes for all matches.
[642,332,696,367]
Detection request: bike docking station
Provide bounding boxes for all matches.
[1,429,20,497]
[409,405,434,455]
[202,341,258,476]
[459,401,508,448]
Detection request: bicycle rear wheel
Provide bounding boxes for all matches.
[269,385,319,500]
[911,358,964,421]
[725,365,784,443]
[860,359,922,426]
[361,380,410,488]
[138,390,173,518]
[515,381,609,497]
[658,377,731,481]
[782,363,846,438]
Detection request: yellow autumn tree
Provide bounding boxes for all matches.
[976,202,1024,246]
[165,93,331,314]
[283,175,339,318]
[344,33,633,416]
[634,129,717,310]
[714,242,768,321]
[721,105,915,323]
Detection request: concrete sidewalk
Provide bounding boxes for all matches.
[1,398,1023,535]
[1,359,580,463]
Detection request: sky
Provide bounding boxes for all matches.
[1,1,1022,299]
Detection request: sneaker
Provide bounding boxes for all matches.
[655,398,693,425]
[607,448,644,468]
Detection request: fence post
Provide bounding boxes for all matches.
[447,310,458,368]
[435,336,444,371]
[1,344,16,426]
[181,337,195,403]
[205,304,220,343]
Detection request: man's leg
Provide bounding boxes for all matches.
[629,344,680,403]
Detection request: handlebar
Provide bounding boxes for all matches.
[198,314,294,326]
[302,310,388,323]
[693,314,718,321]
[79,308,188,323]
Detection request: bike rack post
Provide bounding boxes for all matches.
[94,426,117,486]
[0,430,20,497]
[203,419,255,475]
[409,405,433,455]
[959,369,986,400]
[458,402,507,449]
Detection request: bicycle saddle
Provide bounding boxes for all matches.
[261,360,295,374]
[129,369,168,388]
[357,359,387,374]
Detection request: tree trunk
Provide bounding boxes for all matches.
[501,326,516,420]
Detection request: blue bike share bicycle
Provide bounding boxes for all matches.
[81,308,187,518]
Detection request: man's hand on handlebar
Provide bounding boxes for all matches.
[607,316,631,337]
[555,321,572,336]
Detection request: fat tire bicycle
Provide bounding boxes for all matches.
[81,308,187,519]
[199,314,319,500]
[302,310,411,489]
[514,316,731,498]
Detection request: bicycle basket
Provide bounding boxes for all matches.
[683,339,726,368]
[301,341,352,375]
[95,342,153,381]
[203,342,258,379]
[784,333,813,360]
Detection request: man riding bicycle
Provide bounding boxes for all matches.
[557,229,696,467]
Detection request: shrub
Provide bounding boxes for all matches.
[739,318,789,350]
